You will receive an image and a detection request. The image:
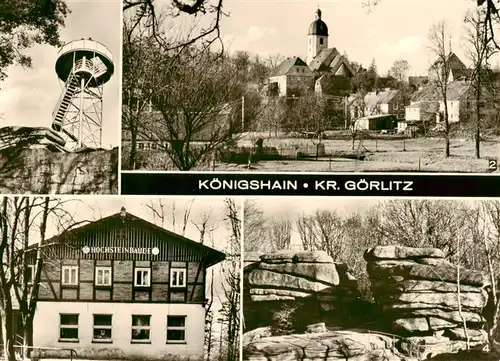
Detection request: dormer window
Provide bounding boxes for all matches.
[115,228,127,241]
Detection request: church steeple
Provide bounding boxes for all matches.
[316,7,322,20]
[307,7,329,66]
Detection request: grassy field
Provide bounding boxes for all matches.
[215,137,500,173]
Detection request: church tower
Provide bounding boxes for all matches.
[306,8,329,66]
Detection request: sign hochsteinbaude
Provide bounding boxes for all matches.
[82,246,160,255]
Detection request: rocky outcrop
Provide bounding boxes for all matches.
[244,251,361,331]
[365,245,490,356]
[0,147,118,194]
[243,330,416,361]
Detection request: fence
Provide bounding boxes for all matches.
[0,345,77,361]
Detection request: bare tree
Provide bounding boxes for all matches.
[372,200,471,258]
[389,59,411,84]
[0,197,83,361]
[296,210,347,260]
[217,199,241,361]
[243,200,268,253]
[146,49,242,170]
[122,0,225,52]
[267,218,292,251]
[463,8,498,158]
[428,20,453,158]
[480,201,500,354]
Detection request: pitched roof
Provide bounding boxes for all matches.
[363,89,400,108]
[445,80,470,100]
[272,57,309,76]
[308,48,354,76]
[39,211,226,267]
[410,81,470,102]
[431,52,467,69]
[315,74,351,94]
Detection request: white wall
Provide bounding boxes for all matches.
[269,76,287,97]
[33,302,205,360]
[307,35,328,65]
[405,107,421,122]
[438,100,461,123]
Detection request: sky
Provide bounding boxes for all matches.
[215,0,496,75]
[247,197,381,249]
[0,0,121,149]
[247,197,486,249]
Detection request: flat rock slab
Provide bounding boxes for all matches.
[383,290,488,309]
[243,331,404,361]
[364,246,445,261]
[260,262,340,286]
[250,288,313,298]
[367,261,487,287]
[248,269,333,293]
[393,317,429,332]
[260,251,334,264]
[405,309,485,324]
[400,337,486,359]
[448,328,488,342]
[372,279,484,294]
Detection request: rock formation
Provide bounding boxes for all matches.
[365,245,490,358]
[243,329,415,361]
[244,250,361,331]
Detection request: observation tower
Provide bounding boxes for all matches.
[52,38,114,150]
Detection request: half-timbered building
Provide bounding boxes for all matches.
[29,207,225,360]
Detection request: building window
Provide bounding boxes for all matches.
[138,142,144,150]
[134,268,151,287]
[131,315,151,342]
[59,314,79,342]
[166,316,186,343]
[93,315,112,342]
[95,267,112,286]
[115,228,127,240]
[170,268,186,288]
[62,266,78,285]
[25,264,35,285]
[319,38,324,45]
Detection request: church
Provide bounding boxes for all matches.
[268,8,354,98]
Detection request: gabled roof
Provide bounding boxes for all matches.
[315,74,351,94]
[271,57,309,76]
[410,81,470,102]
[445,80,470,100]
[431,52,467,70]
[39,211,226,267]
[308,48,354,77]
[363,89,400,108]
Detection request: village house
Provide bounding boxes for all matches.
[348,88,407,120]
[428,53,471,83]
[436,80,471,125]
[399,101,439,135]
[21,207,225,360]
[268,57,315,97]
